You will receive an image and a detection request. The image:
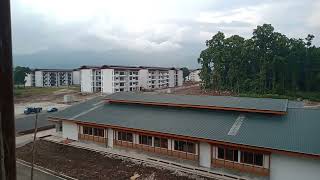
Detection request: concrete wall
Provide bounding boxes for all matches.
[72,70,80,85]
[101,69,114,94]
[199,142,211,168]
[62,121,78,141]
[270,153,320,180]
[80,69,92,92]
[35,71,43,87]
[177,70,183,86]
[168,70,175,87]
[138,69,149,89]
[107,128,113,148]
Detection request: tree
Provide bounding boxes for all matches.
[181,67,190,81]
[14,66,31,86]
[198,24,320,95]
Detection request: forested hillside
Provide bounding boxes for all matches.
[198,24,320,99]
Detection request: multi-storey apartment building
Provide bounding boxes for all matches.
[80,65,183,94]
[186,69,201,82]
[25,69,80,87]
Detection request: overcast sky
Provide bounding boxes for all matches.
[12,0,320,69]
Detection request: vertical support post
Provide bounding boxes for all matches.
[0,0,16,179]
[30,112,39,180]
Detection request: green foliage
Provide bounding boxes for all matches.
[198,24,320,98]
[14,66,31,85]
[181,67,190,81]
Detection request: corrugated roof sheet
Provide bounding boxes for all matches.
[51,95,320,156]
[106,92,288,114]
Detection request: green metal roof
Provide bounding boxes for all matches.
[51,94,320,156]
[106,92,288,113]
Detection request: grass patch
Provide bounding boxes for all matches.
[238,91,320,102]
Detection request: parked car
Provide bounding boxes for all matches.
[24,107,42,114]
[47,107,58,113]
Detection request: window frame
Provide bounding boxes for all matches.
[173,140,196,154]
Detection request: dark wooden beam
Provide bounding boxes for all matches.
[0,0,16,179]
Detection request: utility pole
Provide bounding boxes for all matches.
[30,112,39,180]
[0,0,16,179]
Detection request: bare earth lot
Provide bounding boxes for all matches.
[16,140,210,180]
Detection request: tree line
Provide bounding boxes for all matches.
[198,24,320,95]
[14,66,31,86]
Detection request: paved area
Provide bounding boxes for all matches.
[16,128,56,148]
[15,102,70,117]
[16,113,55,134]
[15,96,105,134]
[17,161,64,180]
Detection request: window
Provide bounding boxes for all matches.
[241,151,263,166]
[117,131,133,142]
[217,147,238,162]
[226,148,238,161]
[241,151,253,164]
[154,137,168,148]
[139,135,152,146]
[83,126,104,137]
[174,140,195,154]
[83,126,90,135]
[218,147,224,159]
[254,153,263,166]
[93,128,104,137]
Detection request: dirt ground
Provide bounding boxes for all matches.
[16,140,211,180]
[172,84,234,96]
[14,87,98,104]
[171,84,320,107]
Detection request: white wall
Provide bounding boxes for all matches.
[193,70,201,82]
[80,69,93,92]
[187,70,201,82]
[139,69,149,89]
[199,142,211,168]
[72,70,80,85]
[101,69,114,94]
[107,128,113,148]
[62,121,78,141]
[168,70,175,87]
[177,70,183,86]
[35,71,43,87]
[25,73,33,87]
[270,153,320,180]
[168,139,173,150]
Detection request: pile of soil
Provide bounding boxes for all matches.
[16,140,209,180]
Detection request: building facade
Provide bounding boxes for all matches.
[80,65,183,94]
[50,92,320,180]
[25,69,80,87]
[186,69,201,82]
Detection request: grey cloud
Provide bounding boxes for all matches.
[12,0,320,69]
